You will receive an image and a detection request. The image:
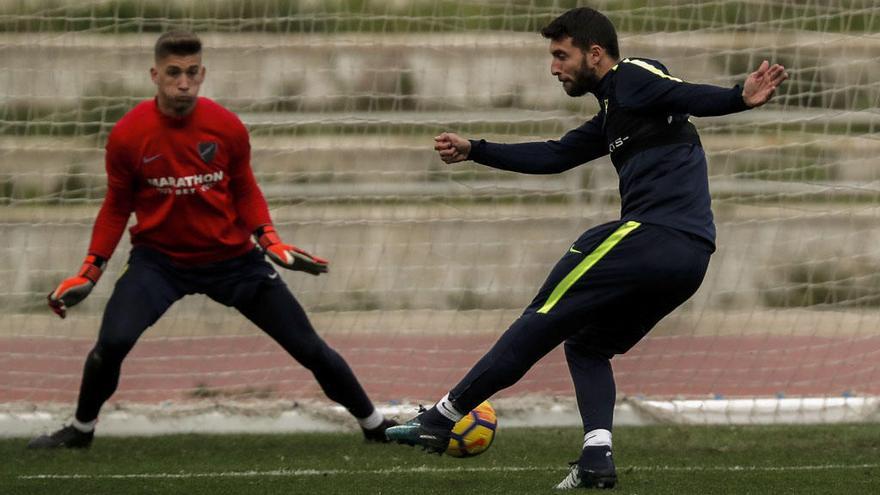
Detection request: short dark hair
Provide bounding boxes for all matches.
[541,7,619,60]
[154,30,202,60]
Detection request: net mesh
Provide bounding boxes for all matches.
[2,0,879,420]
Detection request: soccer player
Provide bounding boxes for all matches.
[28,31,396,449]
[386,7,788,490]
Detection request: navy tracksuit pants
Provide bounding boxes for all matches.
[447,220,712,433]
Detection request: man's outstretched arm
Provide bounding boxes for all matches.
[616,58,789,117]
[434,113,607,174]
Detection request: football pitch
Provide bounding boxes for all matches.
[4,424,879,494]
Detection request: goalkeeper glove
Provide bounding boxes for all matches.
[47,254,106,319]
[256,225,329,276]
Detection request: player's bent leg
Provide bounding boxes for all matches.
[29,249,183,449]
[387,310,575,451]
[30,322,166,450]
[77,253,182,421]
[234,281,393,440]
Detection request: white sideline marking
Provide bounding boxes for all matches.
[19,463,880,480]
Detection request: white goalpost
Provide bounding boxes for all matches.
[1,0,879,433]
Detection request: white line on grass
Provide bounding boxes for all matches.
[19,463,880,480]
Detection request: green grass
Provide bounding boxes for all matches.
[4,425,880,494]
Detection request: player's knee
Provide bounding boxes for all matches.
[93,337,135,364]
[84,347,104,369]
[83,346,117,375]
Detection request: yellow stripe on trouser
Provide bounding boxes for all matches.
[537,221,641,314]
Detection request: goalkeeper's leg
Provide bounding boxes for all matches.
[29,249,183,448]
[235,282,395,441]
[76,253,183,422]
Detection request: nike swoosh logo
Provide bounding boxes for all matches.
[268,272,279,279]
[142,154,162,163]
[569,246,582,254]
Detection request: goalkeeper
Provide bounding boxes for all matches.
[386,6,787,490]
[29,31,395,449]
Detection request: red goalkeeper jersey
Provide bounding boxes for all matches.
[88,97,272,265]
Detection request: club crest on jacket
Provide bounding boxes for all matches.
[198,142,218,164]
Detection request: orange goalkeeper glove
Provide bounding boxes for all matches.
[256,225,329,276]
[47,254,105,319]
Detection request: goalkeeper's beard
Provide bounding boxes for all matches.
[564,59,601,97]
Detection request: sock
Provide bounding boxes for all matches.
[435,393,465,423]
[356,408,384,430]
[72,417,97,433]
[583,428,612,449]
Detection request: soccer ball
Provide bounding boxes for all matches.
[446,400,497,457]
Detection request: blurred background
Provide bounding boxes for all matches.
[1,0,879,423]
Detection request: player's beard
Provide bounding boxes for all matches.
[563,59,601,97]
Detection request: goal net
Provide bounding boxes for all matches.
[2,0,879,429]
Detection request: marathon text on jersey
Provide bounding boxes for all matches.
[146,171,224,195]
